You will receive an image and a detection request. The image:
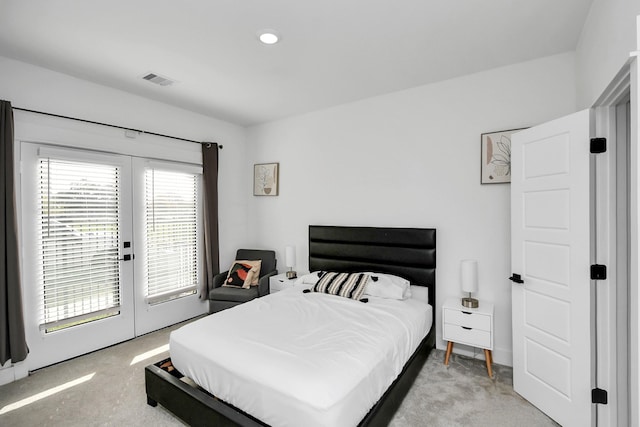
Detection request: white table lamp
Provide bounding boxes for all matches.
[461,259,479,308]
[285,245,297,279]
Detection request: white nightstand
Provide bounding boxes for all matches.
[442,296,494,377]
[269,273,296,293]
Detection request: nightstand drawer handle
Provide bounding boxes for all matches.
[462,326,472,330]
[462,311,472,315]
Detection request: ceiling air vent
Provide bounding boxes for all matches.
[142,72,175,87]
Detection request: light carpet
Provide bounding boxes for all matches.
[0,321,557,426]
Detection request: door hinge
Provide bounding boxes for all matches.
[591,264,607,280]
[592,388,608,404]
[590,137,607,153]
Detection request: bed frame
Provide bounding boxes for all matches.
[145,225,436,426]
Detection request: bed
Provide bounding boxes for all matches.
[145,225,436,426]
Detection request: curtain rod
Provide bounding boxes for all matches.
[12,107,223,149]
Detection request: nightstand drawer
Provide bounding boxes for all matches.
[443,324,491,349]
[443,308,491,331]
[269,273,295,293]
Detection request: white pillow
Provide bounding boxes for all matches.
[410,285,429,304]
[363,272,411,300]
[293,271,323,286]
[403,285,412,299]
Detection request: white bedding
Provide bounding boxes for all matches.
[170,286,432,427]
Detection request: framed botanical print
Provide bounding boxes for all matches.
[480,128,526,184]
[253,163,279,196]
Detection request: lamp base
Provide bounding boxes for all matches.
[461,297,479,308]
[286,270,297,280]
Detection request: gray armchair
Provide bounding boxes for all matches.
[208,249,277,313]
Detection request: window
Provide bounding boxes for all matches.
[38,157,121,332]
[144,167,200,304]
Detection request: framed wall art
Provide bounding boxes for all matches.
[480,128,526,184]
[253,162,279,196]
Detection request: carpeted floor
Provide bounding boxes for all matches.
[391,352,559,427]
[0,321,558,427]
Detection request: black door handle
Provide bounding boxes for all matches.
[509,273,524,284]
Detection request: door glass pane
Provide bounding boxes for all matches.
[144,168,199,304]
[38,158,121,332]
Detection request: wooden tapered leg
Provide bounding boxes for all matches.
[484,349,493,378]
[444,341,454,365]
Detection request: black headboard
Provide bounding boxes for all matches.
[308,225,436,313]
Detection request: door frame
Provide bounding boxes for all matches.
[630,55,639,427]
[591,56,637,426]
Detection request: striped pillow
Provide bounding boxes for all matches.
[312,272,370,301]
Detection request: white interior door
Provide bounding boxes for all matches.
[511,109,593,426]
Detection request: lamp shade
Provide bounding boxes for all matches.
[460,259,478,293]
[285,246,296,268]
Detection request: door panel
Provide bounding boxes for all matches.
[511,109,593,427]
[21,144,135,370]
[132,158,206,336]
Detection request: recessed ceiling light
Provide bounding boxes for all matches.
[259,31,279,45]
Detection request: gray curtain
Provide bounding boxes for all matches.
[200,143,220,299]
[0,100,28,365]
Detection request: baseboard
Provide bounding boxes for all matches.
[0,365,13,386]
[0,360,28,386]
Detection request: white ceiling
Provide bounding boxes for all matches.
[0,0,594,126]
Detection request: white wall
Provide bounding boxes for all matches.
[576,0,640,108]
[246,52,578,366]
[0,55,249,267]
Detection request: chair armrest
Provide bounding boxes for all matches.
[212,271,228,290]
[258,270,278,296]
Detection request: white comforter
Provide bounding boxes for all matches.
[170,286,432,427]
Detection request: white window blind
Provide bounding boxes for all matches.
[144,168,199,304]
[38,158,121,332]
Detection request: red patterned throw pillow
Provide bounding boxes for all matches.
[223,260,261,289]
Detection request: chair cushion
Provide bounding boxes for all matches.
[209,285,259,303]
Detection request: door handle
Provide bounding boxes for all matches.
[509,273,524,284]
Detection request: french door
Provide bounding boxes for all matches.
[21,143,205,370]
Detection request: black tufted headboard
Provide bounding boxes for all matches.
[308,225,436,321]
